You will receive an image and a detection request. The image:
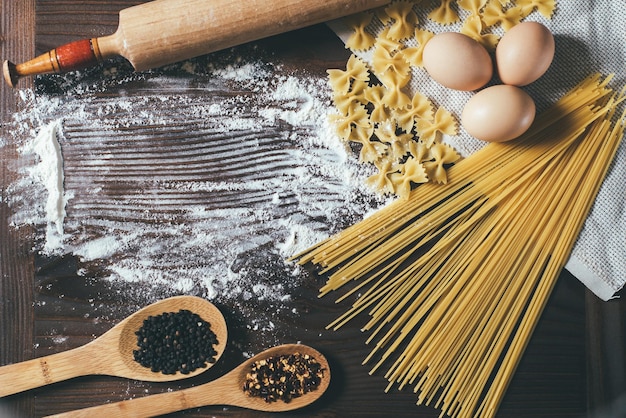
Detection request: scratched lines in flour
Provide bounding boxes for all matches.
[8,61,378,320]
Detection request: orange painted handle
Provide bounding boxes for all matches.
[54,39,101,72]
[3,38,104,87]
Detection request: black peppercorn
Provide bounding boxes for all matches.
[133,309,219,375]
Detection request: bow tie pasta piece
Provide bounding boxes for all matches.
[374,27,405,54]
[332,79,369,116]
[517,0,556,19]
[330,102,372,142]
[374,120,414,162]
[393,91,435,133]
[366,159,397,194]
[381,0,420,41]
[364,85,393,123]
[458,0,488,15]
[390,157,428,199]
[461,14,500,51]
[381,83,412,110]
[482,1,525,31]
[345,12,377,51]
[372,45,411,85]
[403,28,435,67]
[415,107,458,147]
[327,55,370,95]
[428,0,461,25]
[359,137,389,164]
[407,140,431,164]
[422,142,461,184]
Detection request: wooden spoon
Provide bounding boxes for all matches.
[0,295,227,397]
[46,344,330,417]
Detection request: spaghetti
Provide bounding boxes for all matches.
[294,74,625,418]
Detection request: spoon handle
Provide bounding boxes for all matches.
[0,345,98,397]
[45,383,232,418]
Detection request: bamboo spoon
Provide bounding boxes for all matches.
[2,0,390,87]
[0,295,227,397]
[46,344,330,417]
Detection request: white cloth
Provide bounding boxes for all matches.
[329,1,626,300]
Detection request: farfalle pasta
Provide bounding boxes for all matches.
[517,0,556,19]
[344,13,377,51]
[390,157,428,199]
[372,28,404,54]
[358,137,388,163]
[415,106,458,147]
[332,78,369,115]
[381,82,412,109]
[457,0,488,15]
[461,14,500,50]
[371,45,411,87]
[422,142,461,183]
[374,120,413,161]
[382,0,420,41]
[428,0,460,25]
[403,28,434,67]
[482,1,524,31]
[327,54,369,94]
[366,159,395,194]
[330,102,371,142]
[364,85,392,122]
[327,0,554,197]
[407,139,429,162]
[394,91,434,133]
[349,121,376,145]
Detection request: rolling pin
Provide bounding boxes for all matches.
[3,0,390,87]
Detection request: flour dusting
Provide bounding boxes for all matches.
[1,56,382,343]
[19,120,66,252]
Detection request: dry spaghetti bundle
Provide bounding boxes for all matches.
[294,74,625,418]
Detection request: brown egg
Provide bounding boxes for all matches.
[461,85,536,143]
[496,22,555,86]
[423,32,493,91]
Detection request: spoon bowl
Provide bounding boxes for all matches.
[47,344,330,417]
[230,343,331,412]
[113,295,228,381]
[0,295,228,397]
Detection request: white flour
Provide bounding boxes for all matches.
[2,56,383,343]
[19,120,66,252]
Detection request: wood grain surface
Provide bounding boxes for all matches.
[1,1,625,418]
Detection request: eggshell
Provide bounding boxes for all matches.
[423,32,493,91]
[461,85,536,143]
[496,22,555,86]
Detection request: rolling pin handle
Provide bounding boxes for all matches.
[3,38,105,88]
[2,60,19,88]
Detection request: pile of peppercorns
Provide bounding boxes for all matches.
[242,352,325,403]
[133,309,219,375]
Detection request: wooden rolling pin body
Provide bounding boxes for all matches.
[3,0,390,86]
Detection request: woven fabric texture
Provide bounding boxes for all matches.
[329,1,625,300]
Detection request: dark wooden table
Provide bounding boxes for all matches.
[1,1,625,417]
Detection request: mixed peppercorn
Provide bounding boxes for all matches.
[133,309,219,375]
[242,352,325,403]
